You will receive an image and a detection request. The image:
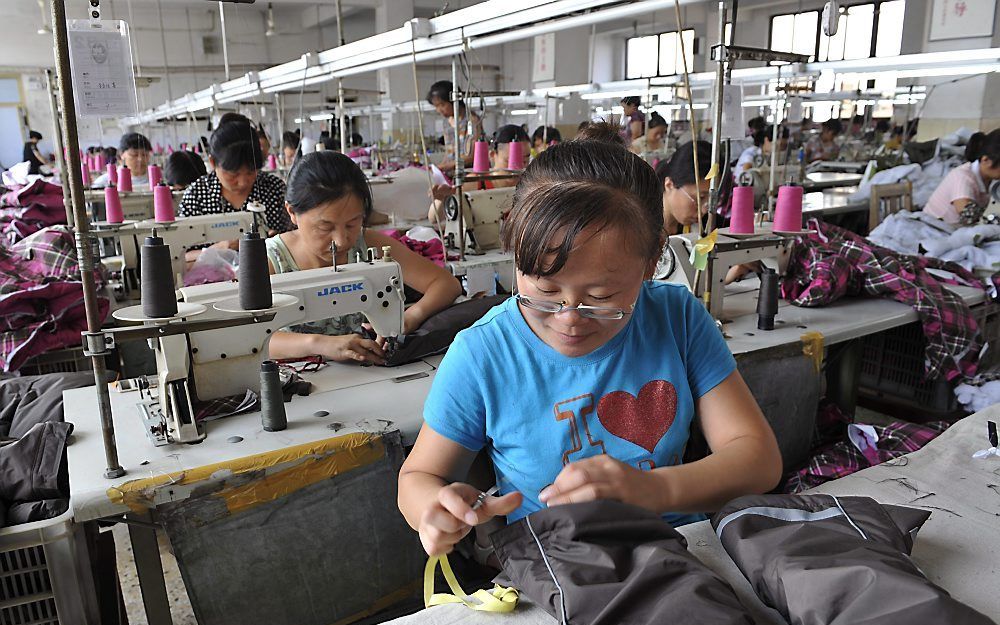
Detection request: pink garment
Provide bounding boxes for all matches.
[923,162,990,225]
[383,230,446,267]
[2,179,65,211]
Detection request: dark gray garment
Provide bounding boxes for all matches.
[0,421,72,503]
[712,494,995,625]
[385,295,509,366]
[490,500,756,625]
[6,498,68,524]
[0,372,94,438]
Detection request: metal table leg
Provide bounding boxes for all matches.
[127,511,174,625]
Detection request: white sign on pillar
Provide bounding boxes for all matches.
[533,33,555,83]
[929,0,996,40]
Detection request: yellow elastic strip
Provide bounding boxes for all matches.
[424,555,519,613]
[106,432,384,514]
[801,331,825,374]
[706,162,719,180]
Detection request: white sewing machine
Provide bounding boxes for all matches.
[118,251,404,446]
[97,212,257,298]
[443,187,513,255]
[655,231,794,321]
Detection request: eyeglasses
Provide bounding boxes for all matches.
[515,294,634,320]
[679,185,704,208]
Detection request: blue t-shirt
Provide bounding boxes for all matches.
[424,281,736,527]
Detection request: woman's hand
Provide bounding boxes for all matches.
[538,455,666,512]
[418,482,522,556]
[724,261,763,285]
[430,184,455,203]
[315,334,387,365]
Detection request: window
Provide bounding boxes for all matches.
[768,1,906,118]
[626,29,696,79]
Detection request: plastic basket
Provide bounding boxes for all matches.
[0,511,98,625]
[859,302,1000,417]
[18,348,94,377]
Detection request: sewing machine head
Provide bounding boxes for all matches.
[133,252,404,446]
[655,231,793,321]
[443,187,513,255]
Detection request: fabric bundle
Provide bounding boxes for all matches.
[783,218,986,381]
[0,226,109,372]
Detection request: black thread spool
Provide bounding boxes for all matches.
[140,231,178,318]
[238,230,272,310]
[260,360,287,432]
[757,268,779,331]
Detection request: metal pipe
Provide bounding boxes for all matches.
[767,64,782,219]
[707,1,727,235]
[50,0,124,480]
[452,56,466,261]
[219,1,231,81]
[44,68,72,228]
[336,0,348,153]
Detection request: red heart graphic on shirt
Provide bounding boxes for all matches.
[596,380,678,453]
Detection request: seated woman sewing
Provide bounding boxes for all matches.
[427,124,530,225]
[657,141,760,284]
[90,132,152,188]
[923,129,1000,226]
[266,151,463,365]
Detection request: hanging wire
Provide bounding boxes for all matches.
[672,0,703,228]
[411,38,445,235]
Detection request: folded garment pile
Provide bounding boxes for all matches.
[0,178,67,245]
[870,211,1000,274]
[0,225,109,372]
[0,372,93,527]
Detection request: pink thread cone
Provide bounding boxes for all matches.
[147,164,162,188]
[730,186,755,234]
[104,185,124,223]
[472,141,490,173]
[81,162,90,187]
[107,163,118,186]
[117,165,132,192]
[773,185,804,232]
[267,153,278,170]
[153,183,175,223]
[506,141,525,170]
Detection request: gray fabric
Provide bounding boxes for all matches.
[385,295,508,366]
[6,498,69,524]
[0,372,94,438]
[489,500,754,625]
[712,494,993,625]
[0,421,73,527]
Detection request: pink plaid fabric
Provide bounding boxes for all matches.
[0,226,108,372]
[782,218,987,381]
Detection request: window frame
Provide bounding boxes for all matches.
[624,28,697,80]
[767,1,901,64]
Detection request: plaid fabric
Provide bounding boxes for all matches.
[782,218,987,381]
[194,391,258,422]
[0,226,108,372]
[782,419,950,493]
[1,205,66,246]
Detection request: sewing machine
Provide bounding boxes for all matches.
[443,186,513,255]
[118,251,405,446]
[655,231,794,321]
[97,212,257,299]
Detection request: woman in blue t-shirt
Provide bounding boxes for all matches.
[398,140,781,556]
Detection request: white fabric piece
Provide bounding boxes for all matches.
[868,211,954,255]
[850,163,922,203]
[2,161,33,187]
[912,157,962,208]
[405,226,441,243]
[922,225,1000,257]
[955,380,1000,413]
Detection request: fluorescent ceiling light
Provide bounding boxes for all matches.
[310,113,335,121]
[509,109,539,116]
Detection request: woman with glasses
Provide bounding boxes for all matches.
[264,151,462,365]
[399,140,780,556]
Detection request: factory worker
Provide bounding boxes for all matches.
[90,132,152,188]
[266,151,462,364]
[631,112,669,156]
[398,139,780,556]
[427,124,530,224]
[619,95,646,143]
[803,118,843,163]
[427,80,485,171]
[163,150,207,191]
[531,126,562,155]
[179,119,292,234]
[924,129,1000,226]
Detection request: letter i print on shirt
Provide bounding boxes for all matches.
[554,394,606,465]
